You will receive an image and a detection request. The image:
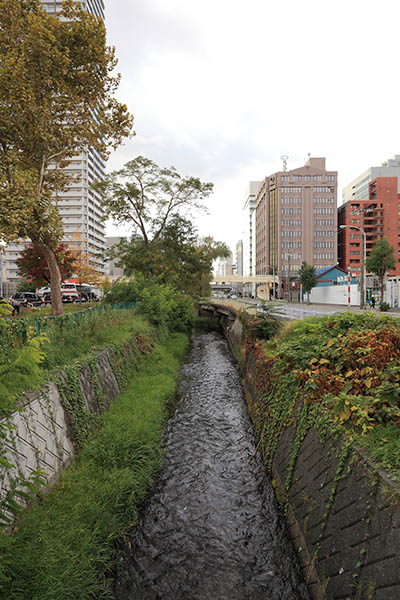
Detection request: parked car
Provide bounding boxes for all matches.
[9,292,43,308]
[61,291,80,303]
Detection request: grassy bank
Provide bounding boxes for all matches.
[242,311,400,476]
[1,331,189,599]
[1,307,151,402]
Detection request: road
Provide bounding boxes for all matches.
[235,298,400,320]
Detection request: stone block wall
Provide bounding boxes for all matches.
[216,308,400,600]
[0,348,122,508]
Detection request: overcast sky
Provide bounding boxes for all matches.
[104,0,400,253]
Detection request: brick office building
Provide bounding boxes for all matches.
[338,176,400,278]
[255,157,338,297]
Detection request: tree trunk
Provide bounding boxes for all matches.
[380,276,385,306]
[37,243,64,316]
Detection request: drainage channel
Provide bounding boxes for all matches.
[114,330,309,600]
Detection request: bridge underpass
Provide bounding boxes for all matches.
[211,275,279,299]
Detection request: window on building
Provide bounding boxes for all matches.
[314,197,334,204]
[313,208,334,215]
[281,187,302,193]
[314,186,335,193]
[314,219,334,226]
[314,230,334,237]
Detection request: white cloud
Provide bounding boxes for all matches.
[104,0,400,252]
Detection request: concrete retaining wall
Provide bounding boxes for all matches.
[213,306,400,600]
[0,347,122,507]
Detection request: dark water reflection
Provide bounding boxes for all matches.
[115,331,309,600]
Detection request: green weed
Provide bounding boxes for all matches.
[0,333,189,600]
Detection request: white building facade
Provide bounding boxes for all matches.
[342,155,400,204]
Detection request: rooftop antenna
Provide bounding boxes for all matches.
[281,155,289,171]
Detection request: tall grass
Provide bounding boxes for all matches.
[1,332,189,599]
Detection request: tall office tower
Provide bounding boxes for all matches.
[338,176,400,277]
[242,182,261,296]
[342,155,400,204]
[236,240,243,277]
[3,0,106,286]
[255,157,338,281]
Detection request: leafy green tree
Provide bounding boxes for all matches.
[93,155,213,244]
[366,238,396,303]
[96,157,228,295]
[299,261,317,303]
[114,215,229,296]
[0,0,133,315]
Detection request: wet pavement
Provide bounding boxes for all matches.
[114,331,309,600]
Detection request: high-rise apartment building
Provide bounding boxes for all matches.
[242,181,261,276]
[255,157,338,280]
[3,0,106,286]
[338,177,400,277]
[235,240,243,277]
[242,182,261,296]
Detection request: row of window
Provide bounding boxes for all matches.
[282,220,302,226]
[281,242,302,248]
[281,264,301,271]
[314,208,334,215]
[281,187,302,193]
[281,197,302,204]
[313,253,334,259]
[314,242,334,248]
[282,208,302,215]
[281,253,302,260]
[314,197,334,204]
[281,175,335,183]
[280,197,335,205]
[314,186,335,193]
[282,230,301,237]
[314,230,334,237]
[314,219,334,226]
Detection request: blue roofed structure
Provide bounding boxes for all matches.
[314,265,358,287]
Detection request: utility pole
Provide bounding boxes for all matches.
[286,254,291,302]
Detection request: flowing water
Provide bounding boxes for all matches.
[115,330,309,600]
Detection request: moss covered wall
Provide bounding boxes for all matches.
[216,308,400,600]
[0,337,141,512]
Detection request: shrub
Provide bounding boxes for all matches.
[379,301,390,312]
[104,278,194,331]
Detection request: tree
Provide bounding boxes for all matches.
[69,236,102,291]
[366,238,396,303]
[114,215,229,296]
[93,156,213,244]
[0,1,133,315]
[16,243,76,288]
[299,262,317,303]
[17,280,36,293]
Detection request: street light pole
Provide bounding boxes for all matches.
[339,225,366,309]
[265,263,277,300]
